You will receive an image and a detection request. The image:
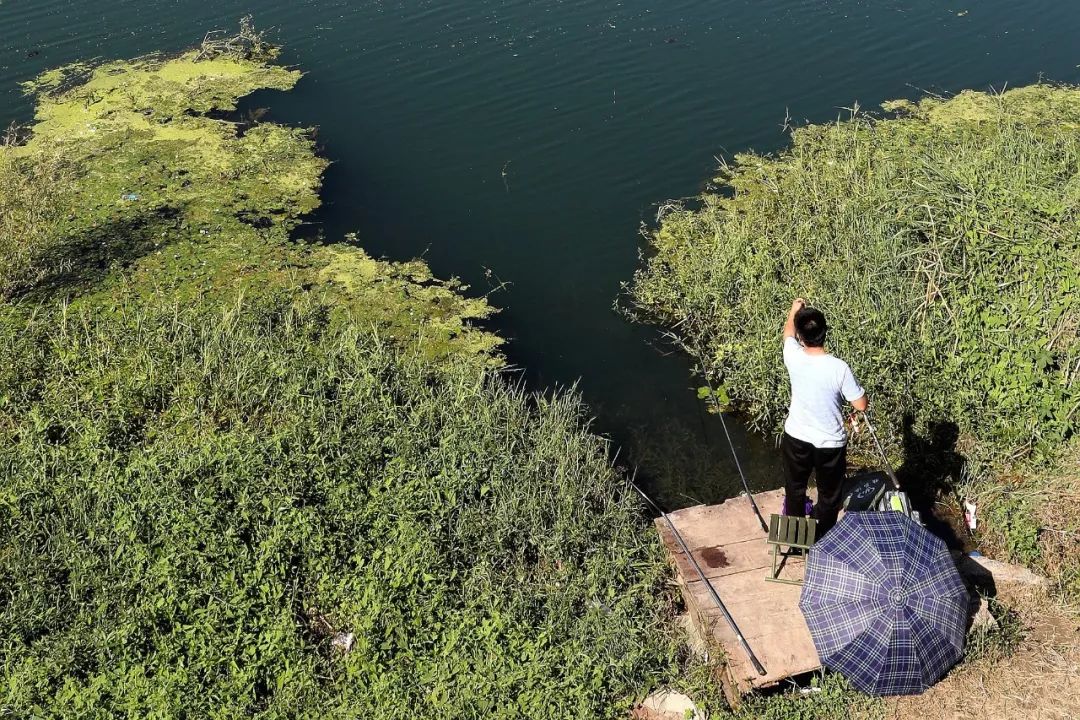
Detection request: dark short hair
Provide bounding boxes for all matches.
[795,307,828,347]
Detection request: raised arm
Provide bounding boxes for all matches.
[843,365,869,412]
[783,298,805,341]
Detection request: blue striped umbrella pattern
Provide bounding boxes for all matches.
[798,511,969,695]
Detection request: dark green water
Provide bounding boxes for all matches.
[3,1,1079,507]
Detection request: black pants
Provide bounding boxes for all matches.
[781,432,846,537]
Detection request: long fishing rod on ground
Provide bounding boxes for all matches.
[627,477,768,677]
[695,354,769,533]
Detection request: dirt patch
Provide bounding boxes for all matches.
[699,546,730,568]
[888,588,1080,720]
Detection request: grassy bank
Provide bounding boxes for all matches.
[629,85,1080,599]
[0,298,677,717]
[0,29,681,717]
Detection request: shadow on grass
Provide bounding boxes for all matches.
[895,415,970,552]
[10,206,182,302]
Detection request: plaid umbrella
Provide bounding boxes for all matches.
[798,511,968,695]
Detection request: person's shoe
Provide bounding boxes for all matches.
[780,497,815,516]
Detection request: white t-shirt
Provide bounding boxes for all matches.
[783,337,865,449]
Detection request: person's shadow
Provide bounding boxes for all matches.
[894,414,969,551]
[878,416,996,631]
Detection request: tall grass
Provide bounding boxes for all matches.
[0,296,677,717]
[0,145,78,297]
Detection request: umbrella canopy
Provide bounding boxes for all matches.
[798,511,968,695]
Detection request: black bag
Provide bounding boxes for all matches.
[842,471,889,512]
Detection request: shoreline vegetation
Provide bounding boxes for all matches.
[629,84,1080,603]
[0,29,691,717]
[3,21,1074,720]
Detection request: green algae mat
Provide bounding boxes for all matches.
[3,40,499,361]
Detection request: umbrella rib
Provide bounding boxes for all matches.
[906,603,964,690]
[833,608,898,695]
[812,531,893,597]
[904,609,933,692]
[904,561,968,599]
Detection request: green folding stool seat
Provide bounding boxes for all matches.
[765,513,817,585]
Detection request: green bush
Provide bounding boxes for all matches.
[630,85,1080,474]
[0,297,676,718]
[982,490,1042,566]
[965,444,1080,598]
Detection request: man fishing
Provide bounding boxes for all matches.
[781,298,868,536]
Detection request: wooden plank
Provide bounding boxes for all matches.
[666,491,783,545]
[654,493,797,588]
[682,572,819,690]
[654,489,822,695]
[682,572,808,641]
[657,524,807,582]
[718,662,743,710]
[685,576,808,640]
[658,534,785,581]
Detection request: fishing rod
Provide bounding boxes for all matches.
[628,479,768,677]
[696,356,769,533]
[858,411,900,489]
[715,411,769,533]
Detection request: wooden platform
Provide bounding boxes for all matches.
[655,489,821,701]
